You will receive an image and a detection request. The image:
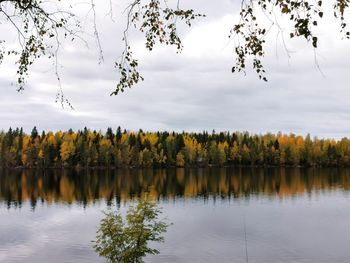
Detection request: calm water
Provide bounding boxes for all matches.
[1,168,350,263]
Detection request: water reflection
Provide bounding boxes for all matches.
[1,168,350,263]
[1,168,350,209]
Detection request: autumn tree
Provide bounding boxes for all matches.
[99,137,113,166]
[176,152,185,167]
[60,133,76,166]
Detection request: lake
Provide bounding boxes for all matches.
[1,168,350,262]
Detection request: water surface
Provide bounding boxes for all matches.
[1,168,350,262]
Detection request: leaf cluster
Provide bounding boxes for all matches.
[0,0,79,105]
[231,0,350,81]
[113,0,203,95]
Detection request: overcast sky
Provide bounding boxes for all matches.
[1,0,350,138]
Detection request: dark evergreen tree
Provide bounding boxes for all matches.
[31,126,38,140]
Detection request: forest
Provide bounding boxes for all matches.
[1,127,350,168]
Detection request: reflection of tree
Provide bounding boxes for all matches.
[1,168,350,209]
[93,199,169,263]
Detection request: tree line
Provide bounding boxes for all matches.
[1,127,350,168]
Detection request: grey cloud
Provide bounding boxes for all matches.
[1,0,350,138]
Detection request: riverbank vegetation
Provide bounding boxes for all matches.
[1,127,350,168]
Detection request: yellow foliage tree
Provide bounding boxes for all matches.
[60,134,76,163]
